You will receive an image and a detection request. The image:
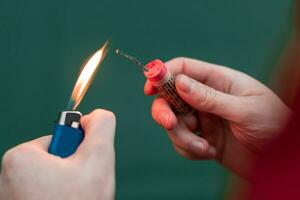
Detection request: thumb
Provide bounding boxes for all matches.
[77,109,116,158]
[175,74,240,120]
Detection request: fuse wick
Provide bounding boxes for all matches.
[115,49,148,71]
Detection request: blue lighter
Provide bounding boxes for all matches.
[48,111,84,158]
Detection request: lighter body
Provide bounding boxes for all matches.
[48,111,84,158]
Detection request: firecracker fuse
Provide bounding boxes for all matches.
[116,49,192,115]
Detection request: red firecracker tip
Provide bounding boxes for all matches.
[144,59,167,82]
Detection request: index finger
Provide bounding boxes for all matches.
[165,57,234,84]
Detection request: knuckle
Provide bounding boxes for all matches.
[167,57,187,73]
[170,57,186,63]
[2,149,16,167]
[92,109,117,123]
[2,146,31,168]
[194,86,217,111]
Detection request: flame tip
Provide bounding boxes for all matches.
[69,41,109,110]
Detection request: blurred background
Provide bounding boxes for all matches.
[0,0,293,199]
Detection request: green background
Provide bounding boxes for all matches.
[0,0,293,199]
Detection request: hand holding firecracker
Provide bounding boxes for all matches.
[115,50,290,178]
[142,57,290,179]
[0,109,116,200]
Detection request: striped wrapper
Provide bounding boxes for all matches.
[157,75,193,115]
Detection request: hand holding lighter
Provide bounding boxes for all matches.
[48,41,108,158]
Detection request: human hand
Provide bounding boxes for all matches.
[144,57,291,179]
[0,109,116,200]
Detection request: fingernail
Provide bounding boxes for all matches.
[208,147,217,157]
[177,74,192,93]
[190,140,204,152]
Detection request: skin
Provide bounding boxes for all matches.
[0,109,116,200]
[0,59,293,198]
[144,57,291,179]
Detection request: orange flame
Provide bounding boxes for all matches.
[70,41,108,110]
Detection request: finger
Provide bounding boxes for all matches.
[77,109,116,158]
[173,144,204,160]
[175,74,241,120]
[2,136,54,168]
[16,136,59,160]
[178,113,199,132]
[165,57,234,89]
[151,97,177,130]
[166,120,216,158]
[145,57,235,95]
[198,112,224,142]
[144,80,158,95]
[151,97,198,131]
[198,113,225,161]
[31,135,52,151]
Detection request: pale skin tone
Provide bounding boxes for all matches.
[0,58,291,198]
[0,109,116,200]
[144,57,291,179]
